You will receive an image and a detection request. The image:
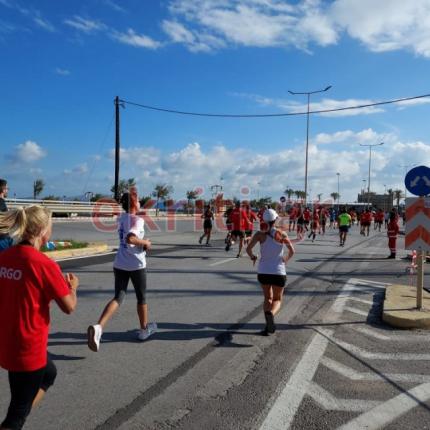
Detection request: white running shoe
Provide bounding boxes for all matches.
[137,322,157,341]
[87,324,102,352]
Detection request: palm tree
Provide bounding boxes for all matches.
[186,190,198,215]
[110,178,136,196]
[33,179,44,200]
[317,193,323,202]
[153,184,173,216]
[393,189,403,210]
[284,188,295,201]
[330,192,340,205]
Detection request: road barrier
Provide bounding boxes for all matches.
[5,198,155,217]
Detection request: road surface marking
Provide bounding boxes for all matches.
[319,329,430,360]
[321,356,430,383]
[209,258,237,267]
[259,330,332,430]
[259,279,358,430]
[308,382,381,412]
[340,297,375,306]
[343,306,372,317]
[354,279,390,287]
[337,382,430,430]
[55,251,116,261]
[352,325,430,342]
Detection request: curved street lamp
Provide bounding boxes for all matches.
[288,85,332,206]
[359,142,384,208]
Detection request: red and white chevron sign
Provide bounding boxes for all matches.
[405,197,430,251]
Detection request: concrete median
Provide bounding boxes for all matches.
[383,284,430,329]
[43,243,111,261]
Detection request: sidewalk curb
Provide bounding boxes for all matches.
[382,284,430,329]
[43,243,110,261]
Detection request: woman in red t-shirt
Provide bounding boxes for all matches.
[0,206,78,430]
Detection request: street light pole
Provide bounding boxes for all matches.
[289,85,332,207]
[359,142,384,209]
[336,172,340,208]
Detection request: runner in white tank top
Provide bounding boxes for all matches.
[246,209,295,336]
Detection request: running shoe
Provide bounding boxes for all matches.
[236,253,241,258]
[264,311,276,333]
[198,237,203,244]
[206,242,211,246]
[137,322,158,341]
[225,243,230,251]
[87,324,102,352]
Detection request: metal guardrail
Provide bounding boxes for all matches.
[5,198,121,216]
[4,199,178,217]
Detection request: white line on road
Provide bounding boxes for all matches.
[308,381,381,412]
[209,257,237,267]
[259,279,359,430]
[259,330,332,430]
[337,382,430,430]
[352,325,430,342]
[354,279,390,287]
[352,326,390,340]
[345,297,374,306]
[319,329,430,360]
[321,356,430,383]
[343,306,372,317]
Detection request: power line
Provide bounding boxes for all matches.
[119,93,430,118]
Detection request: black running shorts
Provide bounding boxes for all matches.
[257,274,287,288]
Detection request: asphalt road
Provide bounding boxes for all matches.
[1,222,430,429]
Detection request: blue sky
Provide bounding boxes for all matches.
[1,0,430,203]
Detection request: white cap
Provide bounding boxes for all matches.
[263,208,278,222]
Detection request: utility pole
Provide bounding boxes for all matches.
[114,96,123,202]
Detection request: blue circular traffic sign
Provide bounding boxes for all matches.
[405,165,430,196]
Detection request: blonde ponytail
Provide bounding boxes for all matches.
[0,205,51,240]
[0,207,27,238]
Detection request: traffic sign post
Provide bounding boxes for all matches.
[405,197,429,310]
[405,165,430,310]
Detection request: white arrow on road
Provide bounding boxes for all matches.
[410,176,421,187]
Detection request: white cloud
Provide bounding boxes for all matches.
[112,28,162,49]
[330,0,430,57]
[55,67,70,76]
[63,163,89,176]
[314,128,389,146]
[235,93,385,117]
[163,0,430,57]
[97,130,430,202]
[12,141,46,163]
[33,16,55,32]
[73,163,88,174]
[64,16,106,33]
[104,0,126,13]
[164,0,336,52]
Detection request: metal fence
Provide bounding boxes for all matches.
[5,198,121,216]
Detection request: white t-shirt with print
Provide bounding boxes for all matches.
[113,213,146,271]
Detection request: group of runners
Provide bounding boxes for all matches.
[202,200,401,252]
[0,177,401,429]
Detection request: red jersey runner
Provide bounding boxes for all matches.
[0,245,70,371]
